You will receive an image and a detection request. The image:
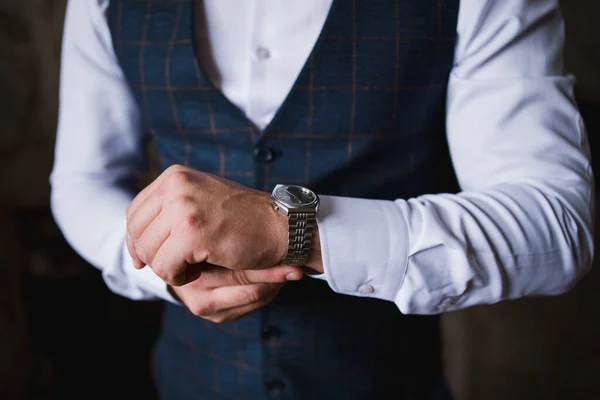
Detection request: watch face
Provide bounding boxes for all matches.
[274,185,317,206]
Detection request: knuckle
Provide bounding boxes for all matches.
[166,170,192,190]
[204,298,218,313]
[149,255,163,271]
[190,307,203,317]
[165,164,186,175]
[208,315,228,324]
[151,260,177,285]
[232,270,250,286]
[190,303,207,317]
[191,299,216,317]
[180,213,201,232]
[152,265,168,282]
[192,247,210,264]
[134,243,150,264]
[154,270,168,284]
[238,287,260,305]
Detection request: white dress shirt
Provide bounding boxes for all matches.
[51,0,594,314]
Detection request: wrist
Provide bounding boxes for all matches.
[266,186,322,271]
[266,195,323,272]
[265,193,290,265]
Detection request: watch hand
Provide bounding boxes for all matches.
[285,189,301,203]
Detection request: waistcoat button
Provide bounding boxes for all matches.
[261,326,282,341]
[254,146,277,163]
[265,377,285,395]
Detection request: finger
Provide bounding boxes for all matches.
[127,192,163,240]
[197,265,303,289]
[127,179,162,223]
[134,211,172,268]
[204,296,276,323]
[126,229,145,269]
[244,265,303,283]
[150,233,201,286]
[192,283,280,316]
[126,164,186,219]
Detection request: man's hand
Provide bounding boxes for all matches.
[126,165,320,286]
[170,263,302,323]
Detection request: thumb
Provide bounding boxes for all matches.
[241,265,303,284]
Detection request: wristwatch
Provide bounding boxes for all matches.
[270,184,320,266]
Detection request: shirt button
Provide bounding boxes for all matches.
[358,284,375,295]
[254,146,277,163]
[256,47,271,60]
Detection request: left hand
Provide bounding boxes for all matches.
[168,263,302,323]
[126,165,321,286]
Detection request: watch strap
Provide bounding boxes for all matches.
[281,211,316,266]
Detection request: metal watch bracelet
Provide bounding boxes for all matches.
[281,211,316,266]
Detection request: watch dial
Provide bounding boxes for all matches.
[275,185,316,206]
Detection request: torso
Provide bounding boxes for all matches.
[108,1,459,398]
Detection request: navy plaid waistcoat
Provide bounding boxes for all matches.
[109,1,460,399]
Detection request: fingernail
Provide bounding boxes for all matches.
[286,273,301,281]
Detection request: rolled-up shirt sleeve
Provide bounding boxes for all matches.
[315,0,594,314]
[50,0,177,303]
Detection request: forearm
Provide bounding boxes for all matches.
[314,174,593,315]
[51,0,177,303]
[313,75,594,314]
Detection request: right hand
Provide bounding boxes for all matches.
[169,263,302,323]
[125,165,290,287]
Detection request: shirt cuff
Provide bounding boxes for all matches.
[314,195,409,303]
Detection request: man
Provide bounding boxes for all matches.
[51,0,594,399]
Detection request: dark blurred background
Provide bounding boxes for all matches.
[0,1,598,399]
